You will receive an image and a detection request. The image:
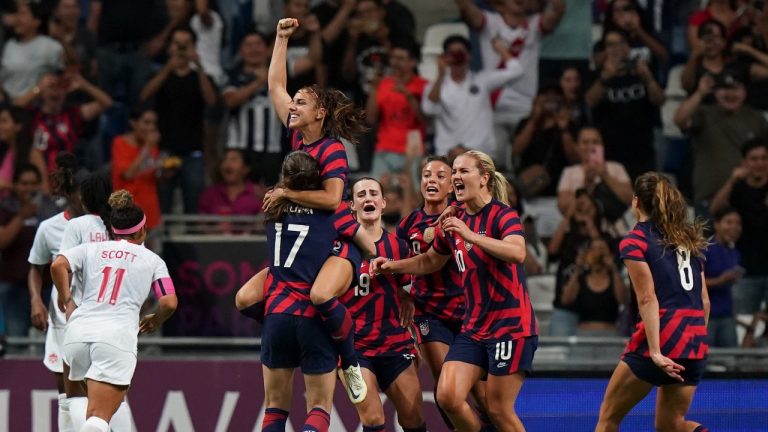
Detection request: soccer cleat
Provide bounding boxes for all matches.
[341,363,367,404]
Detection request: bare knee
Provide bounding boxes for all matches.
[310,285,335,305]
[597,401,623,430]
[436,387,464,414]
[358,405,386,427]
[486,397,515,423]
[234,287,249,310]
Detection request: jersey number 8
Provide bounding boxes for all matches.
[676,247,694,291]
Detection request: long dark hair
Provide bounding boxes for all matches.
[300,85,369,144]
[264,151,322,222]
[634,172,707,256]
[108,190,145,239]
[80,172,112,231]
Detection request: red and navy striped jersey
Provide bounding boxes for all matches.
[340,230,416,357]
[620,221,708,360]
[30,106,85,174]
[291,131,350,199]
[265,206,348,317]
[433,200,537,341]
[397,208,465,323]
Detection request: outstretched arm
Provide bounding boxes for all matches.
[268,18,300,127]
[372,247,451,276]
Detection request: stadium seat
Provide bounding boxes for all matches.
[419,22,470,82]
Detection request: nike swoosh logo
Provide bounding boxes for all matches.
[349,387,360,399]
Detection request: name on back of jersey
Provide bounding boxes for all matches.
[101,250,138,263]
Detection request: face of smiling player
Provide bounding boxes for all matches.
[288,88,326,130]
[421,160,452,205]
[352,178,386,224]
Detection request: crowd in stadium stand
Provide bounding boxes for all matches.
[1,0,768,353]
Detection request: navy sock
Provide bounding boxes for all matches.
[363,425,385,432]
[261,407,288,432]
[693,426,709,432]
[315,297,357,369]
[239,301,265,323]
[402,425,427,432]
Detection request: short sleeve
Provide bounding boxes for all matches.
[420,81,440,116]
[497,207,524,239]
[395,238,412,287]
[330,202,360,239]
[28,224,50,265]
[317,140,349,182]
[61,243,88,273]
[557,166,581,193]
[432,227,452,255]
[619,228,648,262]
[151,257,175,298]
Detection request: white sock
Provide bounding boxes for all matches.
[110,401,134,432]
[58,393,75,432]
[68,397,88,431]
[80,416,109,432]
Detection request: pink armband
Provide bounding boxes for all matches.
[152,277,176,298]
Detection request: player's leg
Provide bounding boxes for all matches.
[383,359,426,431]
[62,361,89,431]
[236,268,269,321]
[595,361,654,432]
[342,365,386,430]
[484,373,526,432]
[302,370,337,432]
[262,366,295,432]
[470,380,496,431]
[416,318,456,429]
[81,380,128,431]
[655,384,704,432]
[309,256,365,403]
[436,360,485,431]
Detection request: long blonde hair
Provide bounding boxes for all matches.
[462,150,511,206]
[634,172,707,256]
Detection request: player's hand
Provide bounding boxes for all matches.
[650,352,685,382]
[139,314,161,334]
[370,256,391,275]
[262,187,287,213]
[432,204,460,227]
[65,301,76,321]
[30,297,48,331]
[276,18,299,39]
[398,290,415,328]
[441,216,474,242]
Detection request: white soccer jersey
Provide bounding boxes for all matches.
[479,11,542,114]
[28,211,72,329]
[59,214,109,303]
[61,240,175,354]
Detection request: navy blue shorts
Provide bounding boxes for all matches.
[357,351,416,392]
[622,352,706,386]
[445,333,538,376]
[414,316,462,345]
[261,314,337,374]
[332,239,362,289]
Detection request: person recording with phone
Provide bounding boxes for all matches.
[557,127,633,223]
[586,28,664,181]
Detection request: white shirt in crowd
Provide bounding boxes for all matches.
[479,11,542,117]
[421,58,523,156]
[61,240,173,354]
[191,11,225,85]
[0,35,64,98]
[27,211,72,328]
[60,214,110,303]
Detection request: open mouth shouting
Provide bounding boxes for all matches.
[453,180,466,198]
[362,203,377,216]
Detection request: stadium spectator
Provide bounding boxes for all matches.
[557,127,633,223]
[0,164,56,340]
[455,0,565,169]
[198,148,262,216]
[311,0,357,90]
[342,0,392,101]
[190,0,225,86]
[366,38,427,178]
[559,66,591,129]
[139,26,216,214]
[421,34,523,157]
[539,0,593,82]
[222,30,285,186]
[88,0,175,105]
[587,28,665,180]
[48,0,97,81]
[709,138,768,316]
[596,0,669,70]
[282,0,324,95]
[561,237,627,336]
[735,6,768,110]
[111,107,162,232]
[687,0,747,47]
[0,106,49,197]
[512,83,579,198]
[674,71,768,214]
[0,1,64,100]
[548,188,615,337]
[18,71,112,175]
[703,207,743,347]
[681,19,731,96]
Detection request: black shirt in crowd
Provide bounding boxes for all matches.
[731,179,768,276]
[155,71,206,157]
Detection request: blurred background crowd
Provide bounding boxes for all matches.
[0,0,767,352]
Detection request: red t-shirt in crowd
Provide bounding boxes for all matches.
[374,75,427,154]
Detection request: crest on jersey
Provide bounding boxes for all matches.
[47,353,58,365]
[419,321,430,336]
[465,240,473,251]
[423,226,435,244]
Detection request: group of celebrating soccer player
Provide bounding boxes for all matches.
[32,17,711,432]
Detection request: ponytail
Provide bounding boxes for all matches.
[635,172,707,256]
[462,150,510,206]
